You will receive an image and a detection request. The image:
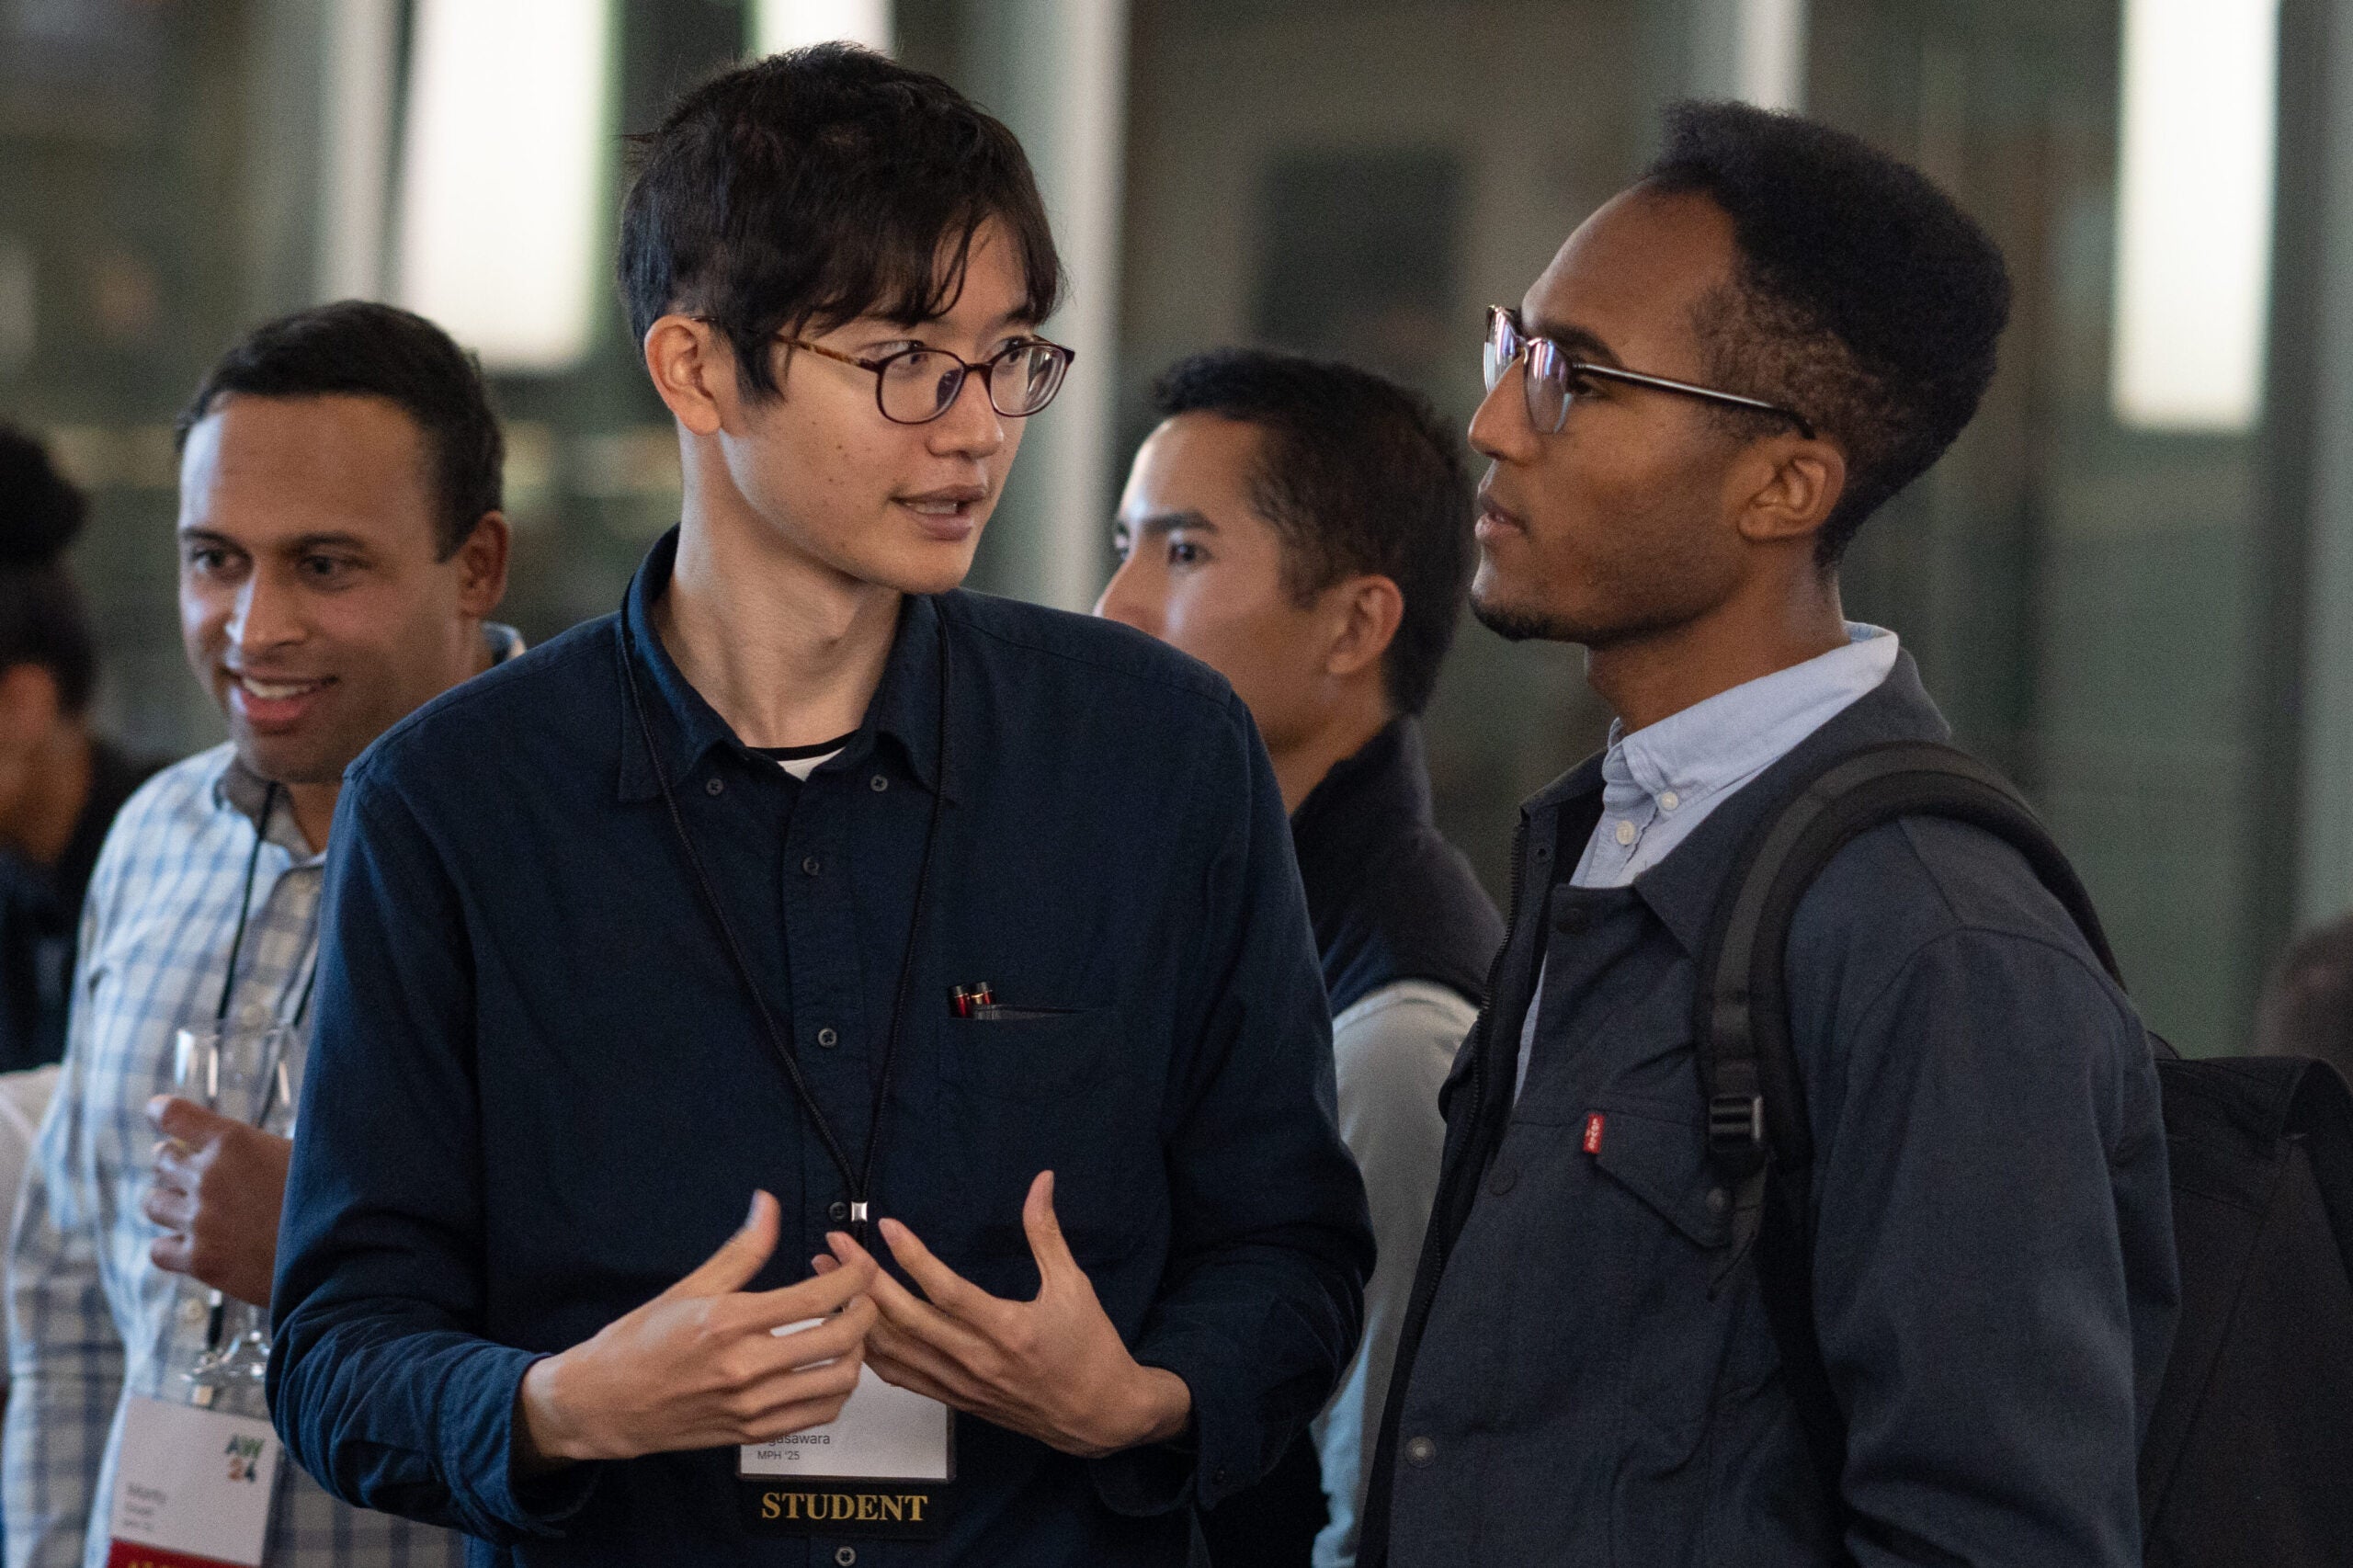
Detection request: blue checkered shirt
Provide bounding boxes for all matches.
[4,740,475,1568]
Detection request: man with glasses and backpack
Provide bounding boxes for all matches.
[1360,102,2178,1568]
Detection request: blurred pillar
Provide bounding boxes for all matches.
[1688,0,1807,111]
[317,0,399,303]
[959,0,1129,612]
[2278,0,2353,928]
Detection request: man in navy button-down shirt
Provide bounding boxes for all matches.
[269,46,1370,1567]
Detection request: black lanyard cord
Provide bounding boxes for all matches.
[619,605,950,1243]
[215,781,280,1025]
[212,778,317,1129]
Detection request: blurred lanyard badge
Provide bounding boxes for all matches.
[737,1319,954,1540]
[104,1395,281,1568]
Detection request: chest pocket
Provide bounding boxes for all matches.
[1578,1100,1753,1456]
[931,1006,1145,1274]
[1587,1101,1731,1252]
[938,1006,1113,1099]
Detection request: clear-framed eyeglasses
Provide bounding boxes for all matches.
[1483,305,1815,439]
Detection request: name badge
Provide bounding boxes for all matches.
[106,1394,281,1568]
[739,1320,952,1538]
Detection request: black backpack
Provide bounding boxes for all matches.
[1697,739,2353,1567]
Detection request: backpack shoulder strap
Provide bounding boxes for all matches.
[1691,738,2124,1511]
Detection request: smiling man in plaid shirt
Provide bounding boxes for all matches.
[2,301,517,1568]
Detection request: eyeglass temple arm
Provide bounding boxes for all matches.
[1571,360,1816,439]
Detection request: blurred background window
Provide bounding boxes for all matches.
[1,0,2344,1060]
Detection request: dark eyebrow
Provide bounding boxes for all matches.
[1130,510,1218,540]
[175,527,374,554]
[1524,313,1622,368]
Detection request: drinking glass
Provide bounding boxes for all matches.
[167,1024,297,1402]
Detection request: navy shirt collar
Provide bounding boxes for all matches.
[613,525,951,803]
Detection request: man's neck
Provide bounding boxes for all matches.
[3,722,94,868]
[285,781,339,856]
[1273,687,1393,816]
[657,509,902,751]
[1589,583,1850,737]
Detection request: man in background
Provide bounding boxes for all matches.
[5,300,516,1568]
[0,427,158,1073]
[1099,349,1502,1568]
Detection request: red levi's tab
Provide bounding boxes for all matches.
[1583,1114,1606,1155]
[106,1545,247,1568]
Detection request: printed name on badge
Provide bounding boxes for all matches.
[106,1394,281,1568]
[738,1318,955,1537]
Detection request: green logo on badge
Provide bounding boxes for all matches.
[223,1434,266,1483]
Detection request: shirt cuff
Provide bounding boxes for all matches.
[1089,1340,1252,1516]
[473,1350,599,1536]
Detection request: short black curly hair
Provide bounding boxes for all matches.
[1154,349,1473,717]
[1644,101,2011,564]
[620,44,1063,399]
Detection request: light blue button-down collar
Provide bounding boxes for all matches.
[1569,623,1901,889]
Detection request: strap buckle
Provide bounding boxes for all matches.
[1707,1092,1765,1155]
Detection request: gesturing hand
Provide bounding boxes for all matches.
[143,1095,292,1309]
[824,1171,1191,1459]
[515,1191,879,1471]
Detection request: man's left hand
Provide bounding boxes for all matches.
[823,1171,1192,1458]
[142,1096,292,1309]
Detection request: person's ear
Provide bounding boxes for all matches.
[0,665,62,751]
[1324,574,1404,684]
[643,314,738,437]
[1731,436,1847,549]
[449,511,512,619]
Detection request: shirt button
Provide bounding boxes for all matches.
[1614,819,1637,846]
[801,855,822,876]
[1404,1435,1437,1467]
[828,1200,849,1223]
[870,774,889,792]
[704,778,724,796]
[1706,1186,1730,1214]
[815,1026,839,1049]
[177,1296,209,1327]
[835,1549,858,1568]
[1486,1163,1518,1196]
[1660,790,1680,812]
[1531,843,1551,861]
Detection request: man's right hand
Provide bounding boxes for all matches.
[514,1190,878,1469]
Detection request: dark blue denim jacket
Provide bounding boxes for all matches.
[1366,655,2177,1568]
[270,530,1373,1567]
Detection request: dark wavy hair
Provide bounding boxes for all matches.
[620,43,1063,399]
[1154,349,1474,716]
[1644,101,2012,564]
[0,426,96,713]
